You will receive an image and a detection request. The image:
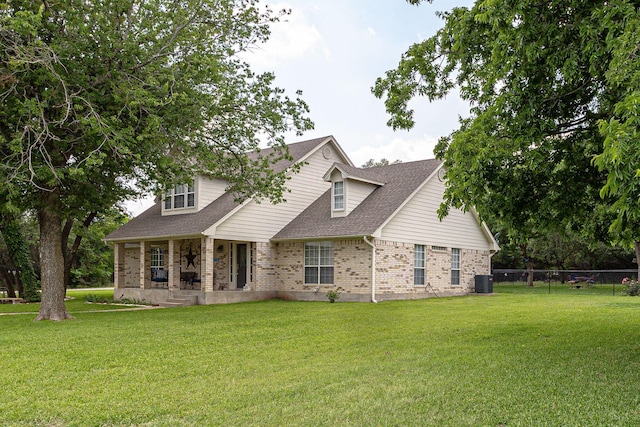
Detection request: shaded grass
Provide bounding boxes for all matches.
[2,293,640,426]
[0,289,133,314]
[494,281,625,296]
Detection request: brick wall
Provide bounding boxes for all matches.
[120,237,491,300]
[179,239,201,274]
[273,239,491,298]
[123,247,139,288]
[254,242,278,291]
[375,240,413,293]
[275,241,304,289]
[334,240,372,293]
[212,240,229,290]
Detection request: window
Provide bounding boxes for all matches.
[151,247,164,270]
[451,248,460,285]
[432,245,446,251]
[414,244,425,285]
[164,182,195,210]
[333,181,344,210]
[174,184,186,208]
[304,242,334,284]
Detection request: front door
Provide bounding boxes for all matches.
[236,243,247,289]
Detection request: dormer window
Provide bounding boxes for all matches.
[333,181,344,210]
[164,182,195,210]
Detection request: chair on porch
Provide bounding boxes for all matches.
[151,269,168,288]
[180,271,196,289]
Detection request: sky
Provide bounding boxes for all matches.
[250,0,473,164]
[126,0,473,215]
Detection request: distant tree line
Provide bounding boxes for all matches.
[0,209,127,299]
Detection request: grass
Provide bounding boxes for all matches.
[1,289,640,426]
[494,280,625,296]
[0,289,131,314]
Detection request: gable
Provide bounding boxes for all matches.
[379,174,495,251]
[209,137,352,242]
[105,136,341,242]
[273,159,441,241]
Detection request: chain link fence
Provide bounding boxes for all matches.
[492,269,638,295]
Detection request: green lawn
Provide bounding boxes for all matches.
[2,289,640,426]
[494,281,626,296]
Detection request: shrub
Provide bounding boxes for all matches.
[326,288,342,303]
[85,294,109,304]
[623,279,640,296]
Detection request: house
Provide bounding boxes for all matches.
[106,135,499,305]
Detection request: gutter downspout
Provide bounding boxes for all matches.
[363,236,377,303]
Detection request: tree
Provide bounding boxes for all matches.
[1,0,313,320]
[373,1,639,277]
[592,8,640,275]
[0,212,39,301]
[361,158,401,168]
[0,186,39,301]
[66,209,128,289]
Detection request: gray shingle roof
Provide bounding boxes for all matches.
[273,159,441,240]
[323,162,387,185]
[105,136,332,241]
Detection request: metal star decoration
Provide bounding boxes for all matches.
[185,246,198,268]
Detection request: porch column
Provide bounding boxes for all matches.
[202,237,214,292]
[139,241,146,289]
[113,243,125,289]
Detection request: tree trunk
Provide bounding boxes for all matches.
[35,192,72,321]
[526,262,534,287]
[520,243,535,286]
[0,268,17,298]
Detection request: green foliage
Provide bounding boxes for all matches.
[622,278,640,296]
[373,1,639,263]
[492,230,637,270]
[67,209,127,288]
[84,293,110,304]
[361,158,401,168]
[326,288,342,303]
[2,297,640,425]
[0,214,40,301]
[1,0,313,318]
[592,9,640,246]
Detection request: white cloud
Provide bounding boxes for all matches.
[246,3,327,69]
[349,134,440,167]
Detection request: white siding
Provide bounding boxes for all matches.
[380,177,491,250]
[346,179,376,215]
[197,176,228,209]
[213,143,347,242]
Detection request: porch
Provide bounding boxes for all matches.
[112,238,264,304]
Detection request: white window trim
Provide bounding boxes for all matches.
[164,181,196,211]
[332,181,344,211]
[304,241,334,285]
[451,248,461,286]
[151,247,164,270]
[414,244,426,286]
